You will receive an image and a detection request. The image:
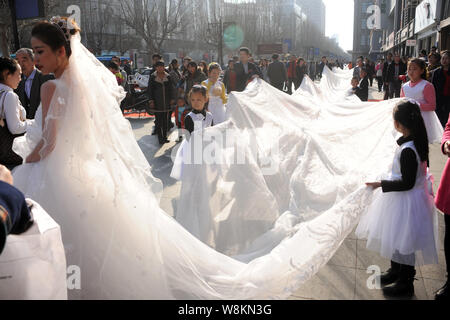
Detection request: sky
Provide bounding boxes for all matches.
[323,0,354,52]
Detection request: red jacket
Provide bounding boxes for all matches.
[436,114,450,214]
[287,61,296,79]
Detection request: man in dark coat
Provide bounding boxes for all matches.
[431,50,450,127]
[295,58,308,89]
[14,48,54,119]
[318,56,329,79]
[382,52,393,100]
[233,47,263,92]
[267,53,288,91]
[355,68,369,102]
[147,61,176,145]
[386,53,407,99]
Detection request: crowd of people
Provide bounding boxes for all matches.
[348,49,449,128]
[122,50,349,145]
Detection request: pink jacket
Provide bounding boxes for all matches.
[400,80,436,112]
[436,114,450,215]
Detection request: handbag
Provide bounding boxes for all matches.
[0,89,24,166]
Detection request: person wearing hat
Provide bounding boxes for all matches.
[0,165,33,255]
[147,61,176,145]
[149,53,163,75]
[267,53,287,91]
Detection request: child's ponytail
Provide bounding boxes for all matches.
[393,100,429,162]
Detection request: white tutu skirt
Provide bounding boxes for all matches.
[208,97,227,124]
[356,184,439,266]
[421,111,444,144]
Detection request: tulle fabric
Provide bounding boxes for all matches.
[208,96,227,124]
[10,42,441,300]
[356,186,438,266]
[421,111,444,144]
[355,141,439,267]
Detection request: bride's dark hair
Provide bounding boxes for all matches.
[31,18,81,58]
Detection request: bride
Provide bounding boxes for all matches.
[12,17,377,300]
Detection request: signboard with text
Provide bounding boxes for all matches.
[257,44,283,55]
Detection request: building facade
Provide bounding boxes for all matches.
[379,0,449,58]
[4,0,350,65]
[352,0,377,61]
[295,0,326,36]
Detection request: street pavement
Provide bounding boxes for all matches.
[130,82,448,300]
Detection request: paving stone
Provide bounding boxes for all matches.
[354,269,429,300]
[356,239,390,271]
[420,249,447,281]
[327,239,357,269]
[291,265,356,300]
[423,278,447,300]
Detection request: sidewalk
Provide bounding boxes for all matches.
[289,84,448,300]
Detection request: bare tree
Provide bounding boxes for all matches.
[14,0,60,51]
[0,0,11,56]
[84,3,118,55]
[194,0,285,60]
[119,0,187,55]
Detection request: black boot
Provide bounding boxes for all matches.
[380,261,401,286]
[383,265,415,298]
[435,280,450,300]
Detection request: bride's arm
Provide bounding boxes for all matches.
[25,81,56,163]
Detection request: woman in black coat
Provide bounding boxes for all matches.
[295,58,307,90]
[147,61,176,144]
[431,51,450,127]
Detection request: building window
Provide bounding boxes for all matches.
[361,35,366,46]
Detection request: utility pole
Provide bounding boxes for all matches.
[218,17,223,66]
[208,18,224,66]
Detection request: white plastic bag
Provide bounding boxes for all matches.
[0,199,67,300]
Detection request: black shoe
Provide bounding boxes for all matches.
[435,281,450,300]
[152,130,157,136]
[383,279,415,298]
[380,269,400,286]
[380,262,401,286]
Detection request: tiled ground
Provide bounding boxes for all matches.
[131,82,448,300]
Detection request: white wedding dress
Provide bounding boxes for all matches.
[10,31,443,300]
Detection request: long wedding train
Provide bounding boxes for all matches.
[0,43,442,299]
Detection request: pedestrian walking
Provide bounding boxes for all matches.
[267,53,287,92]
